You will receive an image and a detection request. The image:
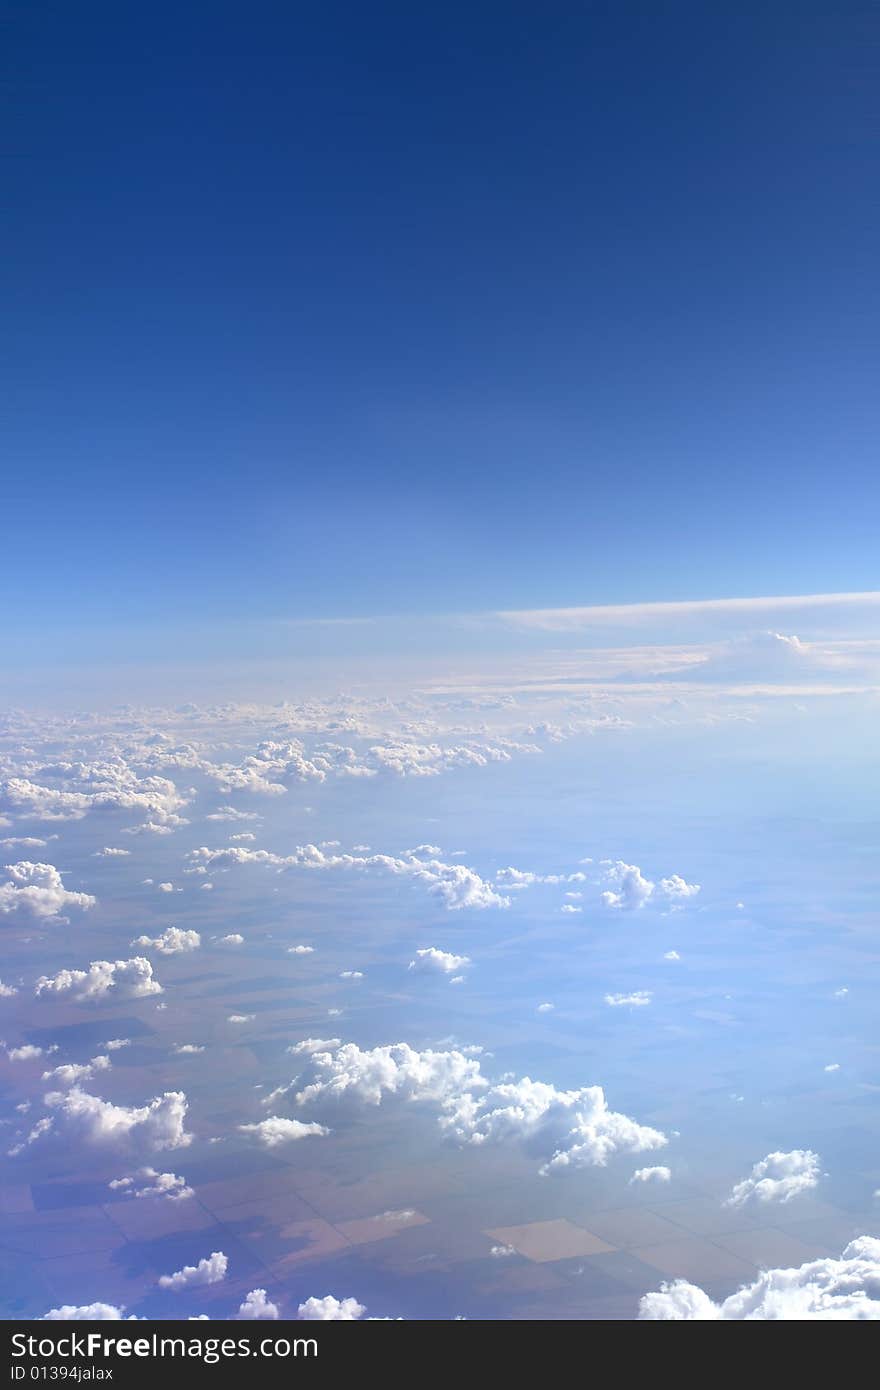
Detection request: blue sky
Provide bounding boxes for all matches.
[5,2,879,642]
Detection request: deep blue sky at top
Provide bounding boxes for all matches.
[3,2,878,629]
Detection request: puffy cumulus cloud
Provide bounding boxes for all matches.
[131,927,200,955]
[42,1304,135,1321]
[0,862,96,922]
[659,874,701,901]
[237,1289,279,1321]
[409,947,471,975]
[35,957,162,1003]
[109,1167,193,1200]
[7,1043,52,1061]
[287,1038,341,1055]
[238,1117,330,1147]
[367,739,537,778]
[1,768,187,827]
[725,1149,821,1207]
[298,1295,365,1321]
[206,806,261,822]
[217,933,244,945]
[93,847,130,857]
[294,1041,483,1112]
[631,1165,672,1184]
[495,867,586,890]
[639,1237,880,1320]
[188,843,509,911]
[42,1054,111,1086]
[605,990,652,1008]
[0,979,19,997]
[288,944,314,954]
[158,1251,227,1291]
[289,1042,666,1175]
[11,1088,191,1155]
[600,862,654,910]
[600,861,700,911]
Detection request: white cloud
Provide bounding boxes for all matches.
[2,770,187,827]
[298,1295,365,1321]
[537,1002,554,1012]
[227,1014,254,1023]
[109,1167,193,1200]
[659,874,701,901]
[287,1038,342,1055]
[217,933,244,945]
[158,1251,228,1291]
[7,1043,51,1061]
[188,843,509,911]
[42,1055,111,1086]
[639,1237,880,1319]
[289,1041,666,1175]
[238,1117,329,1147]
[605,991,652,1008]
[131,927,200,955]
[630,1165,672,1184]
[237,1289,279,1320]
[497,590,880,634]
[288,944,314,954]
[408,947,471,975]
[173,1044,205,1055]
[664,950,680,961]
[725,1150,821,1207]
[42,1304,134,1321]
[0,862,95,921]
[600,861,699,910]
[36,957,162,1002]
[11,1087,190,1155]
[94,848,130,857]
[0,979,19,997]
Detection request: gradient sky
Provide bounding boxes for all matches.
[4,1,879,641]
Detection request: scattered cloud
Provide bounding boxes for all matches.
[131,927,200,955]
[640,1237,880,1319]
[158,1251,227,1291]
[36,957,162,1002]
[0,862,95,921]
[408,947,471,975]
[237,1289,279,1320]
[725,1150,821,1207]
[297,1295,365,1321]
[630,1165,671,1184]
